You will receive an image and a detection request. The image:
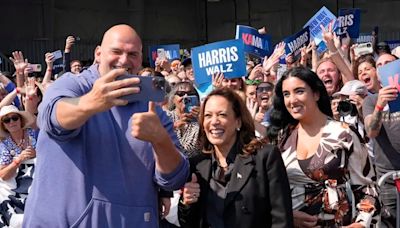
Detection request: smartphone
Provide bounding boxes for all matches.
[157,48,167,60]
[354,42,373,56]
[28,64,42,72]
[183,95,199,113]
[116,75,166,102]
[52,50,63,60]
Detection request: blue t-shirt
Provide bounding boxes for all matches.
[23,65,189,228]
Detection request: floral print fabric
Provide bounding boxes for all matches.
[281,119,378,227]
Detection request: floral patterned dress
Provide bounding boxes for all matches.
[0,128,37,227]
[280,119,378,227]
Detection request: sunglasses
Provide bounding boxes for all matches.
[256,86,273,93]
[175,91,197,97]
[2,115,20,124]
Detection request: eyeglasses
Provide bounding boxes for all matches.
[175,91,197,97]
[256,86,273,93]
[2,115,20,124]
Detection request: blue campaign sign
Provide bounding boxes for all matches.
[316,41,328,55]
[336,8,361,38]
[283,27,310,60]
[377,59,400,113]
[191,39,246,86]
[354,33,374,44]
[148,44,180,67]
[303,6,337,45]
[235,25,272,57]
[386,40,400,50]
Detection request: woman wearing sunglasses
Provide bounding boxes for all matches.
[166,81,201,158]
[0,105,37,227]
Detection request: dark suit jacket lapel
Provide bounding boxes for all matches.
[224,154,255,208]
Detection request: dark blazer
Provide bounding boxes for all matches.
[178,144,293,228]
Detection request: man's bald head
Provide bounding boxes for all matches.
[96,24,143,76]
[101,24,142,49]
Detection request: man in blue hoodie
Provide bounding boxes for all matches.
[23,24,189,228]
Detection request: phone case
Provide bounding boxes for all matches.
[52,50,63,60]
[116,75,166,103]
[183,95,199,113]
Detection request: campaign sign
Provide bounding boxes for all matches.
[191,39,246,86]
[317,41,328,55]
[304,6,336,45]
[377,59,400,112]
[283,27,310,60]
[354,33,374,44]
[235,25,272,57]
[148,44,180,67]
[386,40,400,50]
[336,8,360,38]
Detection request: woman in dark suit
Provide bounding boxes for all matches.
[178,88,293,228]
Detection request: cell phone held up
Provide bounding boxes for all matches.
[28,64,42,72]
[116,75,166,103]
[183,95,199,113]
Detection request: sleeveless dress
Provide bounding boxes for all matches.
[0,128,37,227]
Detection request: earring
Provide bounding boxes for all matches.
[236,127,240,131]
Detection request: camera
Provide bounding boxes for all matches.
[354,42,373,56]
[337,100,358,116]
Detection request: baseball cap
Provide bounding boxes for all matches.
[333,80,367,97]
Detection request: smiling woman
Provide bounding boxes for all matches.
[0,105,38,227]
[178,88,293,228]
[268,67,379,227]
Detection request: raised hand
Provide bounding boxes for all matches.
[212,72,224,88]
[45,52,55,68]
[263,41,285,72]
[376,86,398,108]
[248,64,264,81]
[82,68,140,113]
[9,51,28,73]
[246,96,258,119]
[342,32,351,50]
[65,36,75,53]
[25,77,38,99]
[182,173,200,205]
[320,20,335,45]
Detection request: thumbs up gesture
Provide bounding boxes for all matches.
[131,101,166,143]
[182,173,201,205]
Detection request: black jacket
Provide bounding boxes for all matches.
[178,144,294,228]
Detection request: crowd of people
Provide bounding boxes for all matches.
[0,20,398,228]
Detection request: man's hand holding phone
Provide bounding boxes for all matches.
[81,68,140,114]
